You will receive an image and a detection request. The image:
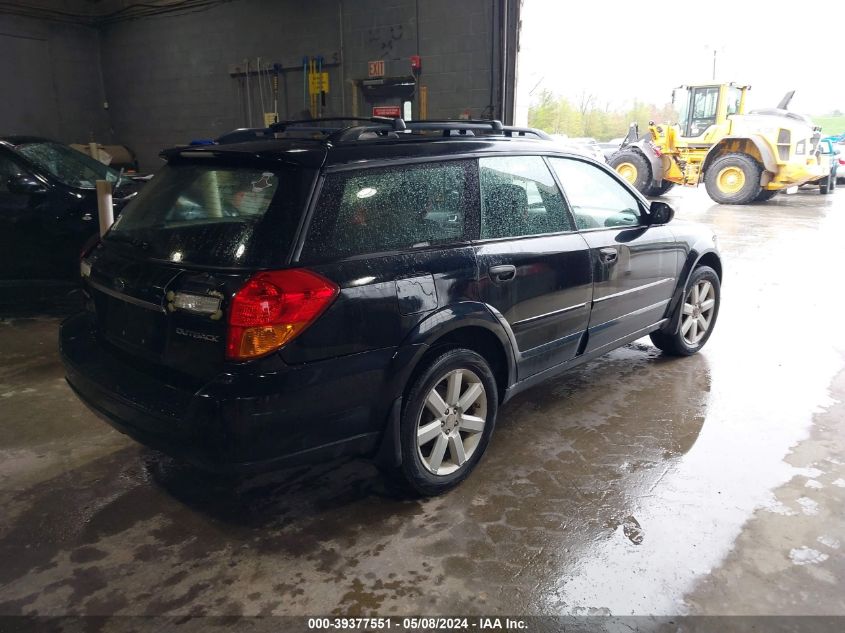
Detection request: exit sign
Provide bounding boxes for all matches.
[368,60,385,78]
[372,106,401,118]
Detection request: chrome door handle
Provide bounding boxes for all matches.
[489,264,516,283]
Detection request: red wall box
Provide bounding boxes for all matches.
[372,106,402,118]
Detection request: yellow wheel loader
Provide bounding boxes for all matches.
[609,84,825,204]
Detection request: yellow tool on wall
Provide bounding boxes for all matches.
[307,56,330,117]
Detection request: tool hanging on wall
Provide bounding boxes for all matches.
[272,63,281,124]
[319,56,326,112]
[309,57,316,117]
[302,57,308,115]
[257,57,266,121]
[235,72,244,125]
[306,55,330,118]
[267,60,274,124]
[255,57,277,127]
[244,58,252,127]
[314,57,319,117]
[229,56,336,125]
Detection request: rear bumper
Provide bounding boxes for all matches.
[60,312,391,472]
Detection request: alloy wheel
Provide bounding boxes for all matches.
[416,368,488,476]
[681,280,716,346]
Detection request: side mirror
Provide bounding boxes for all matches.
[648,200,675,225]
[7,174,47,195]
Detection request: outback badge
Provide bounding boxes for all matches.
[174,328,220,343]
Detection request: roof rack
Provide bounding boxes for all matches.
[328,118,550,143]
[213,118,396,144]
[214,118,550,146]
[502,126,552,140]
[268,116,404,133]
[406,119,504,132]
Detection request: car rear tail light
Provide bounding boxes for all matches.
[839,157,845,166]
[226,269,339,361]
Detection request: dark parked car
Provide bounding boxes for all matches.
[0,136,142,282]
[60,119,722,495]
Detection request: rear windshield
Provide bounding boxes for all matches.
[107,163,301,267]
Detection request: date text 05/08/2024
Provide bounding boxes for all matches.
[307,617,528,630]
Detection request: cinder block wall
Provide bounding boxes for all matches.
[2,0,503,171]
[0,14,109,142]
[100,0,346,170]
[101,0,501,170]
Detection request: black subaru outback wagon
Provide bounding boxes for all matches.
[60,118,722,496]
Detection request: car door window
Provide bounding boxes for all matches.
[549,157,643,230]
[301,159,472,261]
[479,155,572,239]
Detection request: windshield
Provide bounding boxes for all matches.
[16,142,120,189]
[106,163,300,267]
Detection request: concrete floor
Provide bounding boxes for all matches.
[1,186,844,618]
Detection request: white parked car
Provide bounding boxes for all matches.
[566,137,606,162]
[548,135,606,162]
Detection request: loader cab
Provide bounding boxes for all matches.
[674,83,748,140]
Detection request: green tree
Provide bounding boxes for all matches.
[529,92,676,140]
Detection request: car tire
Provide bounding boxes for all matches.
[704,153,762,204]
[753,188,778,202]
[609,150,652,194]
[397,348,498,496]
[646,180,676,196]
[820,176,830,194]
[650,266,720,356]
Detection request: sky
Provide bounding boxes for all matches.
[516,0,845,117]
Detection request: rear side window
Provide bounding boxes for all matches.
[302,160,473,261]
[107,163,300,267]
[479,155,573,239]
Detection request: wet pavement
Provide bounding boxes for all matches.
[1,186,844,617]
